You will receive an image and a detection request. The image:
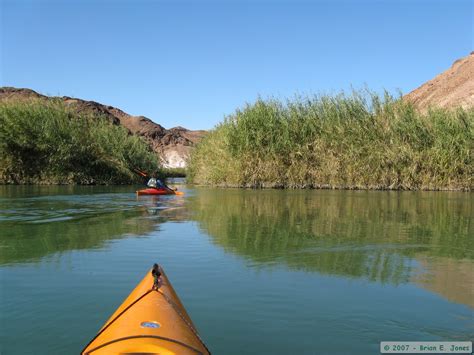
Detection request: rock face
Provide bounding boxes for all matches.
[0,87,206,168]
[404,52,474,110]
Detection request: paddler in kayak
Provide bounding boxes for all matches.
[147,177,176,194]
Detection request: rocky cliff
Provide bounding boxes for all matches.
[404,52,474,110]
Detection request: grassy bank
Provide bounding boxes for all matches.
[188,92,473,190]
[0,99,160,184]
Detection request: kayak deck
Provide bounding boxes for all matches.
[82,265,209,354]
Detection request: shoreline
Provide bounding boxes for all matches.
[1,182,471,192]
[188,183,472,192]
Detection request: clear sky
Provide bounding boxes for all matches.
[1,0,472,130]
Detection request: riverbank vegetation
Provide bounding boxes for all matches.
[188,92,473,190]
[0,100,160,184]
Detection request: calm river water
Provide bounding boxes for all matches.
[0,185,472,354]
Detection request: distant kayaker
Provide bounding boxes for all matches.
[147,177,175,193]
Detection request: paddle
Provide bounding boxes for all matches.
[133,168,148,178]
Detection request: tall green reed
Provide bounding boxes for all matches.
[188,91,473,190]
[0,99,160,184]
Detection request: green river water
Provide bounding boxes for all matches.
[0,184,472,354]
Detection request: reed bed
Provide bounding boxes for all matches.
[0,99,160,184]
[188,92,473,190]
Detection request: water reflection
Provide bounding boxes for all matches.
[1,186,472,309]
[414,256,474,308]
[188,189,473,302]
[139,194,190,222]
[0,188,188,265]
[2,186,472,354]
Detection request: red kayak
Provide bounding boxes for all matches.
[136,188,184,196]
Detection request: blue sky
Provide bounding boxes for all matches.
[2,0,472,130]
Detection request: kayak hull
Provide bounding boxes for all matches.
[82,266,209,354]
[136,188,179,195]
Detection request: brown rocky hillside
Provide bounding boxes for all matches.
[0,87,206,168]
[404,52,474,110]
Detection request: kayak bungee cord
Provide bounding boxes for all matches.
[81,289,154,354]
[152,264,211,354]
[83,335,204,354]
[157,286,211,354]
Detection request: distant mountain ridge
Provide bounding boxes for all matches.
[0,87,206,168]
[404,52,474,110]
